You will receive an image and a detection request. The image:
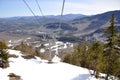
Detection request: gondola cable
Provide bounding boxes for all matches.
[35,0,44,17]
[22,0,66,62]
[22,0,41,24]
[58,0,66,30]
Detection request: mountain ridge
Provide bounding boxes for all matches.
[0,10,120,42]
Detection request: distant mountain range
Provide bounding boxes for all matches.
[71,10,120,35]
[0,14,85,31]
[45,14,86,21]
[0,10,120,42]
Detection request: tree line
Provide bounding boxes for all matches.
[63,14,120,80]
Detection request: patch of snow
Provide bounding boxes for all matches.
[63,44,67,49]
[52,55,61,62]
[26,37,31,40]
[7,49,22,57]
[7,44,13,47]
[40,48,45,53]
[8,40,12,43]
[44,43,49,46]
[0,49,102,80]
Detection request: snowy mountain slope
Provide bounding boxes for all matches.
[0,50,98,80]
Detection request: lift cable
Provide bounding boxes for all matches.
[23,0,48,39]
[61,0,65,18]
[58,0,66,29]
[35,0,48,40]
[22,0,41,24]
[22,0,66,62]
[35,0,44,17]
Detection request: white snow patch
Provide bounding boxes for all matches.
[40,48,45,53]
[0,49,101,80]
[52,55,61,62]
[8,49,22,56]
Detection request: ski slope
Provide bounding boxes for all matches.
[0,50,98,80]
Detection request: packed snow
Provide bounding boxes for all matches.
[0,49,99,80]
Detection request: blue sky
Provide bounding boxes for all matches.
[0,0,120,17]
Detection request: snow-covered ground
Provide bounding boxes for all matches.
[0,49,99,80]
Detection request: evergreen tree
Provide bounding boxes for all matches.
[0,49,9,62]
[0,41,7,49]
[63,53,72,64]
[72,40,88,67]
[104,13,119,80]
[87,42,103,78]
[0,41,9,68]
[114,31,120,79]
[63,40,88,67]
[78,40,88,67]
